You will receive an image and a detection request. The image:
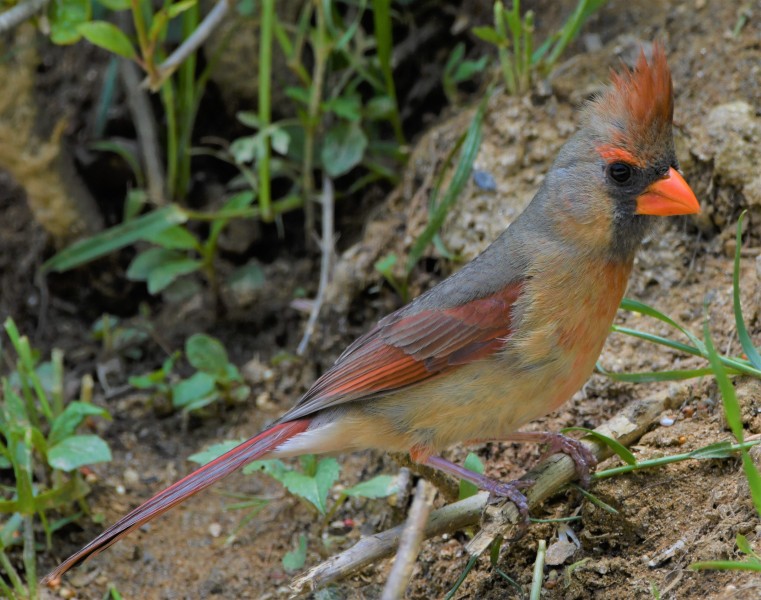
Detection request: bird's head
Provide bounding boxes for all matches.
[541,43,700,262]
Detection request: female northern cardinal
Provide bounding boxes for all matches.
[45,43,699,584]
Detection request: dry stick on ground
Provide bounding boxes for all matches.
[297,178,335,355]
[292,386,684,593]
[380,480,437,600]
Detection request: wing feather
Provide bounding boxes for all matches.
[281,282,523,421]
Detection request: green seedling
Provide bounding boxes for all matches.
[442,42,489,104]
[129,334,250,414]
[473,0,608,95]
[189,441,397,564]
[0,318,112,597]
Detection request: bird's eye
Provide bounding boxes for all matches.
[608,162,633,184]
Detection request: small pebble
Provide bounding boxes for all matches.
[660,416,675,427]
[123,468,139,485]
[473,169,497,191]
[58,587,76,599]
[209,522,222,538]
[115,484,126,495]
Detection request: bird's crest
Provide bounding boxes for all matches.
[590,43,674,165]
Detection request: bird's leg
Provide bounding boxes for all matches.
[503,432,597,487]
[421,454,532,529]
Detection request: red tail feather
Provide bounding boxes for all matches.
[43,419,311,584]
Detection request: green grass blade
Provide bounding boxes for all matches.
[406,92,488,273]
[704,313,743,442]
[704,310,761,517]
[372,0,404,144]
[42,204,188,273]
[572,485,618,514]
[529,539,546,600]
[691,560,761,572]
[444,554,479,600]
[741,452,761,518]
[732,212,761,370]
[597,364,716,383]
[562,427,636,465]
[594,440,760,479]
[620,297,704,351]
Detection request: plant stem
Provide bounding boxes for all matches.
[303,0,330,248]
[176,2,200,202]
[258,0,275,221]
[161,80,179,200]
[131,0,154,79]
[23,514,36,598]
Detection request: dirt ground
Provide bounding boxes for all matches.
[2,0,761,598]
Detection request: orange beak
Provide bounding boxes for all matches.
[635,168,700,216]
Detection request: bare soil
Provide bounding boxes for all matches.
[1,0,759,599]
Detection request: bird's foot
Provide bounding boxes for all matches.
[421,454,532,533]
[508,432,597,487]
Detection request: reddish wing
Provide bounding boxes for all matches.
[282,283,523,421]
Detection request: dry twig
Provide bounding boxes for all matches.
[149,0,232,90]
[0,0,49,33]
[119,57,166,205]
[297,178,334,355]
[381,480,437,600]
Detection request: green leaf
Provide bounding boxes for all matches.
[452,57,489,83]
[167,0,197,18]
[49,402,110,446]
[562,428,636,465]
[270,127,291,155]
[185,334,230,378]
[243,458,289,478]
[733,212,761,370]
[459,452,485,500]
[48,435,112,471]
[49,0,91,45]
[95,0,131,10]
[236,111,261,129]
[285,86,310,105]
[280,457,339,514]
[144,225,199,250]
[321,122,368,177]
[126,248,201,294]
[341,475,397,499]
[406,91,488,272]
[78,21,136,59]
[171,372,217,409]
[229,134,263,164]
[282,534,307,572]
[365,95,395,121]
[472,26,503,45]
[736,533,755,557]
[188,439,244,465]
[42,205,188,273]
[323,95,362,122]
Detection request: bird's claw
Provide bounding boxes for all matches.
[483,478,533,536]
[540,433,598,488]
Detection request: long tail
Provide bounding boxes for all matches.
[43,419,311,584]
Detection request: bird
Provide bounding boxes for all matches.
[44,42,699,584]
